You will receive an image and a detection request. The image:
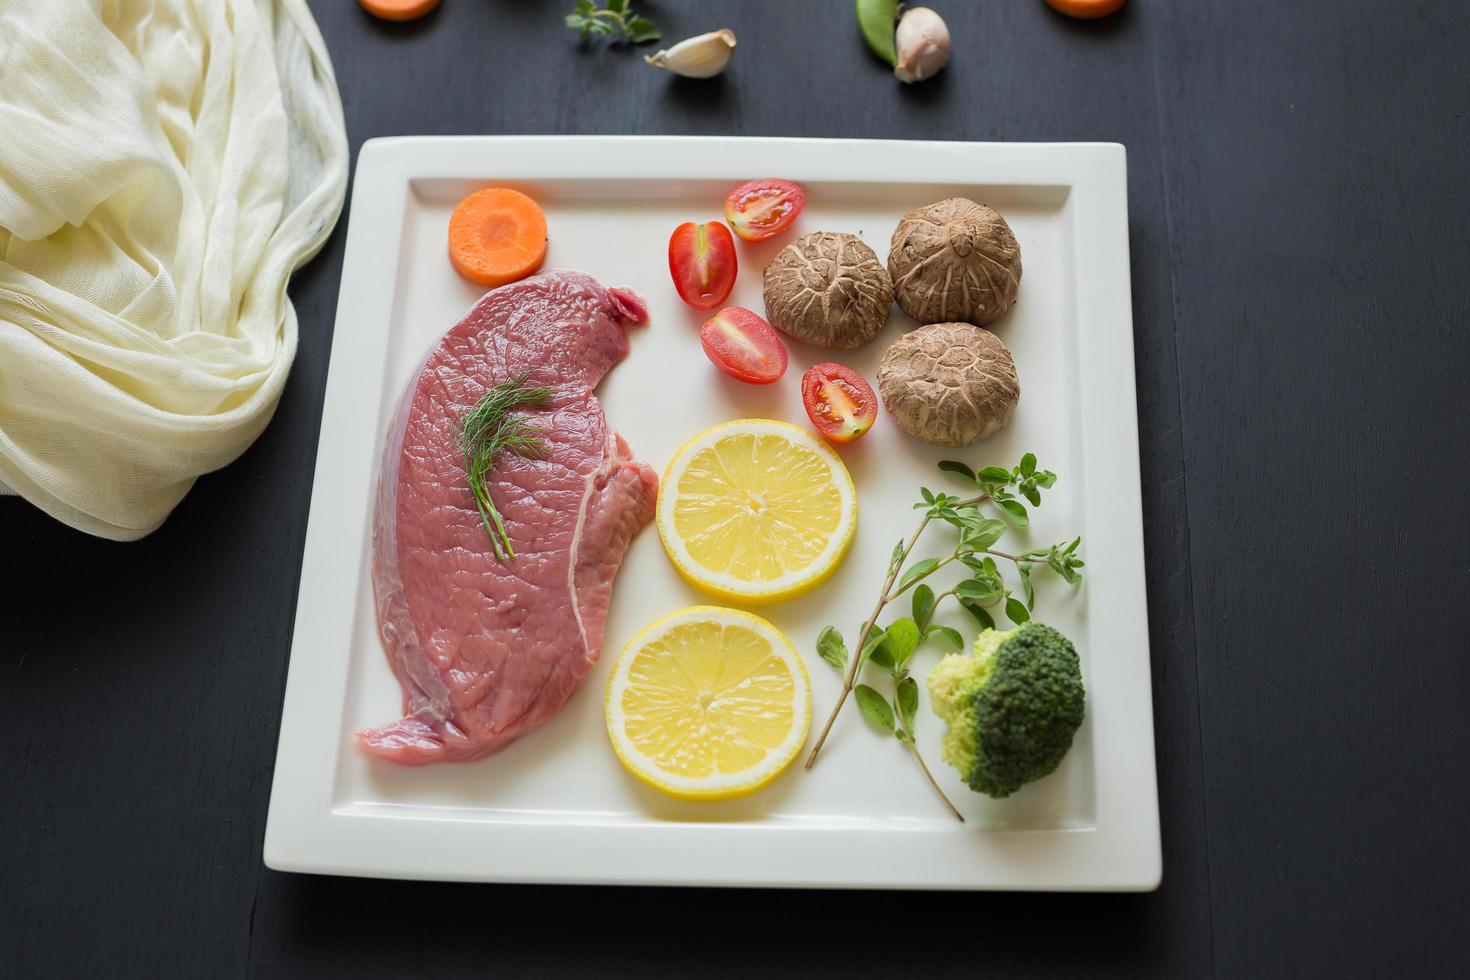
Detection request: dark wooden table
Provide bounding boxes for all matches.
[5,1,1468,976]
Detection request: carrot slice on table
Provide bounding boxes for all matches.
[448,188,549,288]
[359,0,441,21]
[1045,0,1127,17]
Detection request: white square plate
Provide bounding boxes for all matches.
[264,137,1159,890]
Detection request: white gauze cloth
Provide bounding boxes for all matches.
[0,0,347,539]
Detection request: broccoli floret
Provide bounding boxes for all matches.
[927,622,1085,798]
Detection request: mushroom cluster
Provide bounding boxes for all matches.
[888,198,1022,326]
[762,232,894,351]
[878,322,1020,447]
[754,197,1026,448]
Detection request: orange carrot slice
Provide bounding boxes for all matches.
[1046,0,1127,18]
[358,0,441,22]
[447,188,549,288]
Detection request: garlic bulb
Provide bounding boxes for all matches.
[893,7,950,84]
[644,29,737,79]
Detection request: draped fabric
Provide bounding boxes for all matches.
[0,0,348,539]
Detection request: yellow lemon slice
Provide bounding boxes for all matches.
[605,606,811,801]
[656,418,857,604]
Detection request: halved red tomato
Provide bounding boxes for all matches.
[724,179,806,243]
[668,220,738,310]
[700,308,789,385]
[801,362,877,444]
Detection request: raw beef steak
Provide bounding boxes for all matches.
[358,271,657,764]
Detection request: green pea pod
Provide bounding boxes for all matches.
[856,0,899,66]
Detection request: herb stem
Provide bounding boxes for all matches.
[805,492,988,770]
[909,739,964,822]
[983,548,1043,564]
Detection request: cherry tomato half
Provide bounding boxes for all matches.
[668,220,738,310]
[801,362,877,444]
[723,179,806,243]
[700,307,789,385]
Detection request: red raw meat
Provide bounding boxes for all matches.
[358,271,656,764]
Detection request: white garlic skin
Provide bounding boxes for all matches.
[644,29,737,79]
[893,7,951,84]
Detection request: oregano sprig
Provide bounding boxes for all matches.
[461,375,553,560]
[804,453,1085,820]
[564,0,660,44]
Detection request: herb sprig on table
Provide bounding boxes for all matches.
[564,0,660,44]
[461,375,554,560]
[805,453,1085,819]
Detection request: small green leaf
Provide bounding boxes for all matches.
[860,626,888,661]
[929,625,965,649]
[1018,564,1035,610]
[624,17,661,42]
[912,584,936,629]
[999,499,1030,526]
[979,466,1013,485]
[854,684,895,732]
[961,517,1007,551]
[1035,470,1058,488]
[919,486,935,504]
[816,626,848,671]
[954,577,1001,603]
[605,0,626,12]
[1020,452,1036,476]
[959,598,995,630]
[1006,597,1030,624]
[1021,484,1041,507]
[856,0,900,65]
[867,641,896,671]
[897,558,940,593]
[884,617,921,665]
[887,539,905,577]
[897,676,919,732]
[938,460,976,483]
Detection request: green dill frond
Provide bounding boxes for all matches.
[460,375,554,559]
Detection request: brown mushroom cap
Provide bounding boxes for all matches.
[888,199,1022,326]
[877,322,1020,447]
[762,232,895,350]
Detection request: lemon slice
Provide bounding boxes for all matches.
[605,606,811,800]
[656,418,857,604]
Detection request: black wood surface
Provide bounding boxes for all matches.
[4,1,1467,976]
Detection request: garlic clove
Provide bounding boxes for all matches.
[893,7,950,84]
[644,28,737,79]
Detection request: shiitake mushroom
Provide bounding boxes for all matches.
[877,322,1019,447]
[888,198,1022,326]
[762,232,894,350]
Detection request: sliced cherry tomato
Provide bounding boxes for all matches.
[723,179,806,243]
[700,308,789,385]
[801,362,877,444]
[668,220,738,310]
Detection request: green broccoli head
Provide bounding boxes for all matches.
[927,622,1085,798]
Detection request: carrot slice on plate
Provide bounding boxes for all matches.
[359,0,441,21]
[1045,0,1127,18]
[448,188,549,288]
